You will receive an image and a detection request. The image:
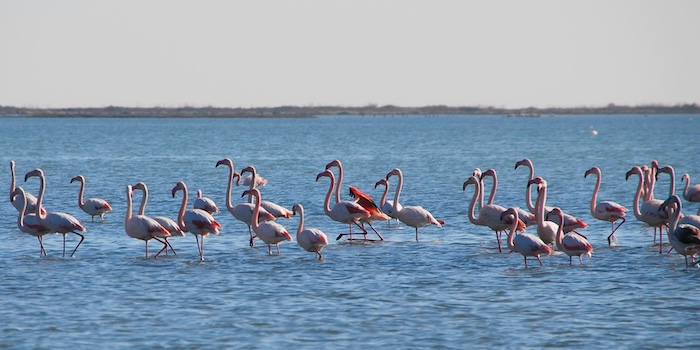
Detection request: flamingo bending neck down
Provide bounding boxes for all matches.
[504,207,552,267]
[70,175,112,222]
[316,169,370,241]
[172,181,222,261]
[584,166,628,246]
[215,158,275,247]
[242,189,292,255]
[660,195,700,266]
[626,166,670,254]
[292,203,329,260]
[386,168,444,242]
[681,173,700,203]
[463,175,524,252]
[25,168,86,258]
[552,207,593,265]
[10,161,44,216]
[12,186,51,256]
[193,189,220,215]
[132,182,185,256]
[124,185,170,258]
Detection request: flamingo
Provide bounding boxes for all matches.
[10,161,44,216]
[292,203,329,260]
[626,166,670,254]
[659,195,700,266]
[241,165,292,219]
[124,185,170,258]
[480,168,536,227]
[640,161,660,202]
[551,207,593,265]
[12,187,51,256]
[215,158,275,247]
[655,165,677,199]
[242,173,267,187]
[503,207,552,268]
[70,175,113,222]
[348,185,388,241]
[514,158,587,233]
[386,168,443,242]
[374,178,401,227]
[193,189,220,215]
[324,159,346,204]
[316,169,370,241]
[242,189,292,255]
[172,181,222,261]
[584,166,628,246]
[527,177,560,246]
[681,173,700,203]
[24,168,86,258]
[132,182,185,255]
[463,175,524,252]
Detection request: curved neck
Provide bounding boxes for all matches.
[507,220,517,250]
[631,172,644,218]
[125,187,133,226]
[16,191,26,229]
[76,180,86,207]
[223,163,235,212]
[295,206,304,235]
[535,184,547,227]
[322,174,335,215]
[246,168,257,203]
[333,166,343,204]
[555,215,565,251]
[487,173,497,206]
[523,164,536,212]
[379,183,388,207]
[667,172,676,198]
[250,192,260,230]
[35,173,46,221]
[176,187,188,229]
[668,200,680,233]
[137,186,148,216]
[10,162,16,201]
[467,181,480,224]
[391,172,403,209]
[589,173,601,215]
[683,176,690,198]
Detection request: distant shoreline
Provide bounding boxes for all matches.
[1,104,698,118]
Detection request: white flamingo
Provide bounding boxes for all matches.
[25,168,86,258]
[10,161,44,215]
[626,166,670,254]
[241,165,292,219]
[374,178,401,227]
[70,175,113,222]
[681,173,700,203]
[292,203,329,260]
[132,182,185,255]
[172,181,222,261]
[463,175,524,252]
[12,186,51,256]
[551,207,593,265]
[193,189,220,215]
[124,185,170,258]
[504,207,552,268]
[386,168,443,242]
[660,195,700,266]
[316,169,370,241]
[584,166,628,246]
[242,189,292,255]
[215,158,275,247]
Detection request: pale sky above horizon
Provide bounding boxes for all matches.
[1,0,698,109]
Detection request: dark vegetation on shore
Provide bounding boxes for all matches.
[1,103,698,118]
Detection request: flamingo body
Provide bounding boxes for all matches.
[243,189,292,255]
[504,207,552,267]
[172,181,222,261]
[12,187,51,256]
[386,168,443,242]
[193,189,220,215]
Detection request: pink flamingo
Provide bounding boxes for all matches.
[503,207,552,267]
[241,165,292,219]
[25,168,86,258]
[10,161,44,216]
[215,158,275,247]
[316,169,370,241]
[172,181,222,261]
[551,207,593,265]
[584,166,628,246]
[385,168,443,242]
[132,182,185,255]
[660,195,700,266]
[70,175,113,222]
[242,189,292,255]
[681,173,700,203]
[292,203,329,260]
[374,178,402,227]
[463,175,524,252]
[626,166,670,254]
[528,177,561,246]
[124,185,170,258]
[193,189,220,215]
[480,168,536,227]
[12,186,51,256]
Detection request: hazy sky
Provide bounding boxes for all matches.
[1,0,698,108]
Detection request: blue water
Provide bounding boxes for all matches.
[1,114,700,349]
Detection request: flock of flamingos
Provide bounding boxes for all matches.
[8,158,700,267]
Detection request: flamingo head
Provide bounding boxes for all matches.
[527,176,545,188]
[375,178,388,189]
[215,158,232,169]
[386,168,402,180]
[625,166,641,181]
[659,195,681,214]
[325,159,341,170]
[682,173,690,183]
[241,188,260,199]
[548,207,564,225]
[514,158,532,170]
[292,203,302,216]
[241,165,256,176]
[481,168,496,180]
[316,169,333,182]
[171,181,186,198]
[462,176,479,191]
[126,184,134,197]
[651,160,659,171]
[584,167,599,179]
[10,187,22,202]
[24,168,43,182]
[472,168,482,178]
[656,165,674,180]
[132,182,147,192]
[70,175,85,184]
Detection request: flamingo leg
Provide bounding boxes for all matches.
[165,237,178,255]
[367,222,384,241]
[37,236,47,256]
[267,244,273,255]
[415,227,419,242]
[276,243,281,255]
[62,233,67,257]
[199,235,205,261]
[69,232,85,258]
[523,256,528,268]
[316,250,323,261]
[659,227,663,254]
[495,231,502,253]
[145,240,149,258]
[248,226,256,247]
[536,255,543,266]
[153,238,169,258]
